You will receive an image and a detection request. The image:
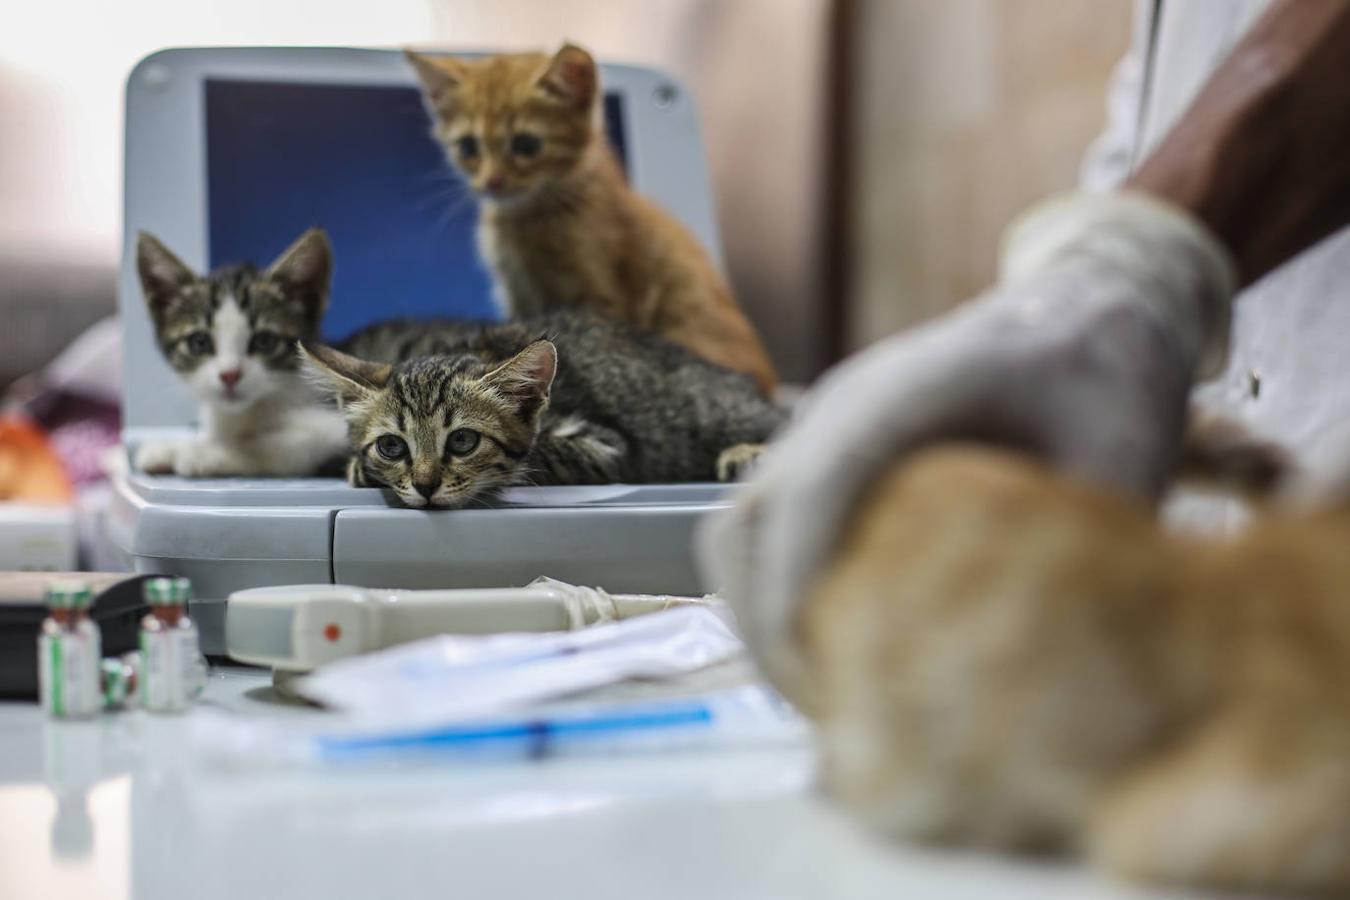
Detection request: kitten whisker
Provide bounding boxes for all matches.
[462,493,498,510]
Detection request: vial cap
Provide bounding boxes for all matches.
[101,657,133,707]
[144,577,192,606]
[45,579,93,610]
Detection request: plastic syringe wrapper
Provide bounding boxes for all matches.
[195,606,806,766]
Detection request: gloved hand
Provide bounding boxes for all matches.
[697,191,1237,701]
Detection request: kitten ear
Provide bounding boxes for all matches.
[483,340,557,416]
[538,43,597,110]
[299,342,391,407]
[267,227,332,318]
[405,50,464,110]
[136,232,197,313]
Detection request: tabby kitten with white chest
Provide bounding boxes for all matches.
[134,229,347,477]
[303,311,786,508]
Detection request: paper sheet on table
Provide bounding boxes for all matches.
[192,608,810,766]
[290,606,746,730]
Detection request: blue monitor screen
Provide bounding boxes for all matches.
[204,79,627,342]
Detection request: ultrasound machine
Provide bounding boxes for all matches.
[107,47,734,653]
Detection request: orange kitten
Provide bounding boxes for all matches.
[801,444,1350,894]
[406,44,777,394]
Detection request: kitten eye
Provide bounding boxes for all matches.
[185,331,214,355]
[249,331,281,355]
[375,435,409,461]
[455,135,479,158]
[510,133,542,158]
[446,428,480,456]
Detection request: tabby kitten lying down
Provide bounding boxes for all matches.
[803,444,1350,894]
[134,230,347,477]
[303,312,786,508]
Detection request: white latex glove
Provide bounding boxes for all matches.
[697,192,1237,700]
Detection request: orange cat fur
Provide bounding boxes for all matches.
[801,444,1350,894]
[406,45,777,394]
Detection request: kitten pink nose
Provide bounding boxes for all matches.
[219,369,243,388]
[484,174,505,193]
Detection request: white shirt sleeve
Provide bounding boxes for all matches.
[1078,0,1158,191]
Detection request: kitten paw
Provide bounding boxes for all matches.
[717,443,766,482]
[134,441,180,475]
[541,416,626,482]
[172,443,248,478]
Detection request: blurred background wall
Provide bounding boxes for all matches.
[845,0,1131,350]
[0,0,438,387]
[0,0,1130,390]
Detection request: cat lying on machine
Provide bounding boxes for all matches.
[302,310,786,508]
[801,438,1350,895]
[134,229,348,477]
[405,44,778,394]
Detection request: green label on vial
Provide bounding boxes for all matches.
[139,632,149,705]
[50,637,63,716]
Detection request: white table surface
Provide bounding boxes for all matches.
[0,666,1203,900]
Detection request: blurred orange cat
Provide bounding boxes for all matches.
[802,443,1350,894]
[406,45,777,394]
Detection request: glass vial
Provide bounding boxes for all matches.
[38,580,102,718]
[100,652,141,710]
[140,577,206,713]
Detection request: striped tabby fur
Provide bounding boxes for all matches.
[305,311,786,508]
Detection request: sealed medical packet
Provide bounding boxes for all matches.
[194,607,806,766]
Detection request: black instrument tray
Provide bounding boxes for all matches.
[0,573,153,700]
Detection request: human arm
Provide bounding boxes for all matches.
[698,0,1350,698]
